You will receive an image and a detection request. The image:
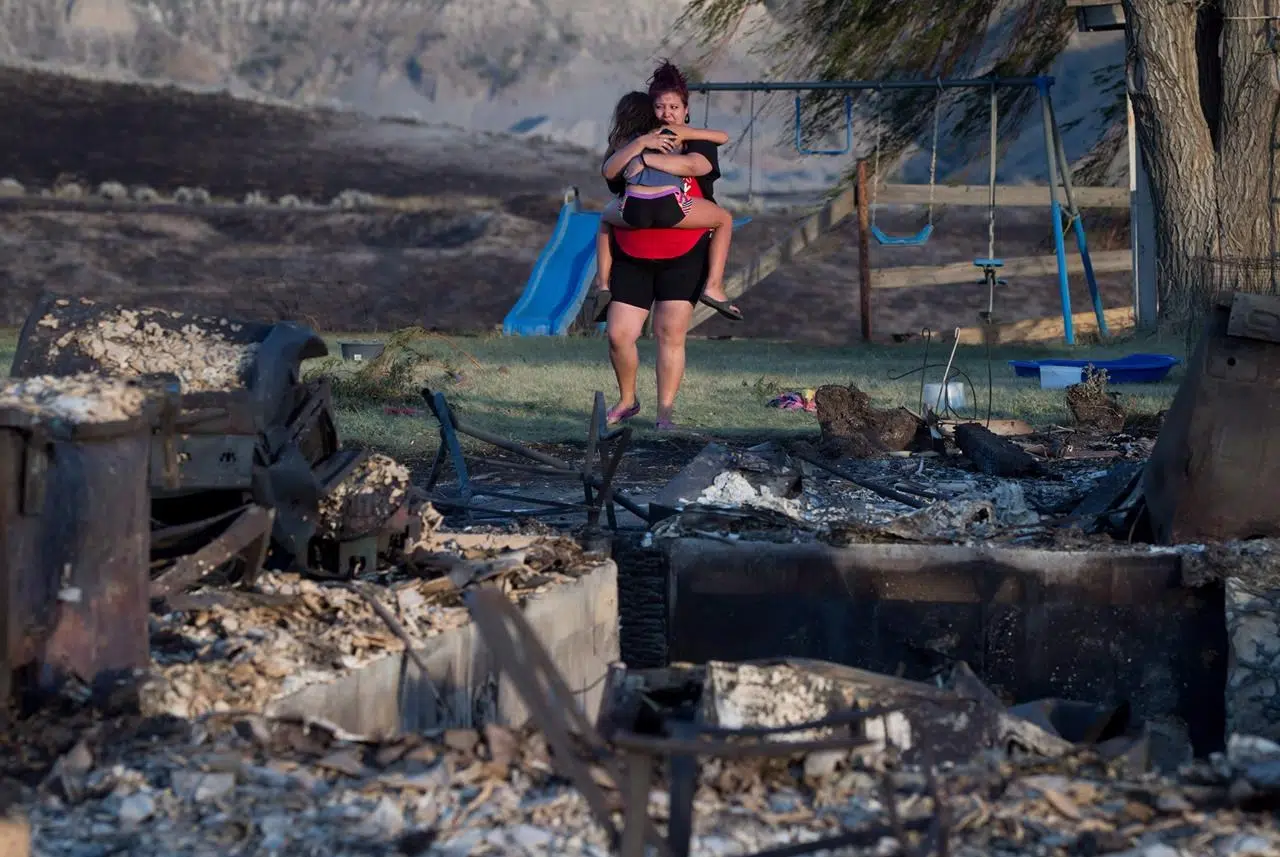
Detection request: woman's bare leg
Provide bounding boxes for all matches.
[606,301,648,420]
[652,299,694,425]
[676,199,737,306]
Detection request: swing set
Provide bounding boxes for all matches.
[687,75,1109,345]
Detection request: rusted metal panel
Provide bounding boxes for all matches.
[0,408,154,701]
[1226,291,1280,343]
[149,434,257,492]
[1144,291,1280,543]
[660,538,1227,755]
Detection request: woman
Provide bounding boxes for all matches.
[597,61,742,431]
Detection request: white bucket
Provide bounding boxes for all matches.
[923,381,967,412]
[1040,364,1084,390]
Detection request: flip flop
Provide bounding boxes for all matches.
[655,418,677,431]
[607,400,640,426]
[589,290,612,323]
[699,295,743,321]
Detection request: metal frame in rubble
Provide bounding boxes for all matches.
[421,388,650,528]
[464,588,952,857]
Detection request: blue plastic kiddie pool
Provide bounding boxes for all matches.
[1008,353,1180,384]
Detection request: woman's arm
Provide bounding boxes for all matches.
[677,127,730,146]
[601,131,673,180]
[638,151,713,177]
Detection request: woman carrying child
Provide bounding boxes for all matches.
[591,61,742,431]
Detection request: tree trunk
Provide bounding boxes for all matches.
[1215,1,1280,264]
[1124,0,1280,324]
[1123,0,1219,323]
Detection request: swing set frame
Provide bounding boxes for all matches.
[687,75,1108,345]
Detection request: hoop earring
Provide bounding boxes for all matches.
[685,113,690,124]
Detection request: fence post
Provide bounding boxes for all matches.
[857,159,872,342]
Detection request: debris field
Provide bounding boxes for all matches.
[6,289,1280,857]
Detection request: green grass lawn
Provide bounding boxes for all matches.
[311,330,1185,460]
[1,327,1185,461]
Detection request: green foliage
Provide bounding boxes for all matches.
[675,0,1075,173]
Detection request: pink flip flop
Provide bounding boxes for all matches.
[655,418,677,431]
[607,400,640,425]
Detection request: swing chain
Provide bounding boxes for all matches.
[747,90,755,206]
[927,78,942,227]
[871,83,943,229]
[987,82,997,264]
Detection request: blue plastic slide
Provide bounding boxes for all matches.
[503,188,603,337]
[503,186,754,337]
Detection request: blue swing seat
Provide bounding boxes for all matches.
[973,257,1004,268]
[871,223,933,247]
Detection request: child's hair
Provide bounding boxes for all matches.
[647,60,689,105]
[607,90,660,154]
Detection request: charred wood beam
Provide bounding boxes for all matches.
[953,423,1044,478]
[150,505,275,600]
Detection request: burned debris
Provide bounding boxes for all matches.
[1065,366,1128,432]
[10,293,360,580]
[0,296,620,721]
[11,289,1280,856]
[814,383,920,458]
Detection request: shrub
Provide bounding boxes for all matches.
[97,181,129,201]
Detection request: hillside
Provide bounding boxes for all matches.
[5,0,1128,197]
[0,64,606,199]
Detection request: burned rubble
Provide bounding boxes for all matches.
[0,298,624,854]
[9,290,1280,856]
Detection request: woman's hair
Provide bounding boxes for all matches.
[647,59,689,106]
[607,90,661,153]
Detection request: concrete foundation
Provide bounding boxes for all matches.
[268,562,619,737]
[656,539,1227,755]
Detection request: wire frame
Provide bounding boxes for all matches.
[1177,256,1280,350]
[1192,255,1280,297]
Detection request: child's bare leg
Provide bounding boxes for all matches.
[601,198,627,229]
[677,199,735,304]
[594,221,613,291]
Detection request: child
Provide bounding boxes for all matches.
[590,91,737,322]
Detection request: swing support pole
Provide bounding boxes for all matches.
[1045,92,1109,339]
[1037,79,1076,344]
[857,159,873,342]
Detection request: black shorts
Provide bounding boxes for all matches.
[621,188,693,229]
[609,233,710,309]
